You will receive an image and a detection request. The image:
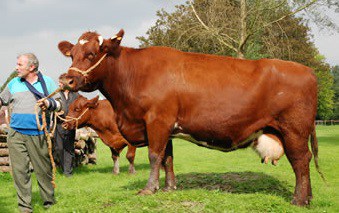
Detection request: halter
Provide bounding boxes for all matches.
[57,108,89,130]
[68,53,107,77]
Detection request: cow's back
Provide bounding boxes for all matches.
[126,47,316,104]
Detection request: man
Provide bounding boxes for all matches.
[0,53,61,212]
[54,75,79,177]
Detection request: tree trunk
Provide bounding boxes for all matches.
[238,0,247,59]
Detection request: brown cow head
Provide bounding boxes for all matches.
[58,29,124,92]
[62,95,99,130]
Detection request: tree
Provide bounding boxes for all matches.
[138,0,337,59]
[188,0,338,59]
[292,0,339,32]
[313,55,335,120]
[331,65,339,119]
[137,4,235,57]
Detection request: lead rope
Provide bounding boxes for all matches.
[41,110,57,188]
[34,87,63,188]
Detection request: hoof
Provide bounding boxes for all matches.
[291,198,310,206]
[128,169,136,174]
[138,189,155,195]
[162,186,177,192]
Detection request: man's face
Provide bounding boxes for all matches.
[16,55,34,78]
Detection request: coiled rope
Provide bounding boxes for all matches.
[34,87,62,188]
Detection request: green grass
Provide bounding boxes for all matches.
[1,125,338,212]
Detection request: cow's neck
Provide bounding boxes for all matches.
[100,47,140,111]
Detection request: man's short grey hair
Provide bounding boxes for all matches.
[18,53,39,72]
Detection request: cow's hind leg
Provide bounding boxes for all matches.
[162,139,176,191]
[282,130,312,206]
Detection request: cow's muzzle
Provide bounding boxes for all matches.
[60,75,81,92]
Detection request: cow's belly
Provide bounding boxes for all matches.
[172,130,263,152]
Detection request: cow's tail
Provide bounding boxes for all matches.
[310,123,326,183]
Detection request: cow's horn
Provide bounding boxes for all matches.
[98,36,104,46]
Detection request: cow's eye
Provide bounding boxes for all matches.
[75,108,81,112]
[87,53,96,60]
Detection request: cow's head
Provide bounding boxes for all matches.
[62,95,99,130]
[58,29,125,92]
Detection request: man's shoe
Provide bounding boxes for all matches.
[43,201,54,209]
[64,173,73,178]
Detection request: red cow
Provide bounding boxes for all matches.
[62,95,137,174]
[58,29,320,206]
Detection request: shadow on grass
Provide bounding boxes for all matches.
[124,171,293,202]
[73,163,150,174]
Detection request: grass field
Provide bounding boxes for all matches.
[0,125,338,212]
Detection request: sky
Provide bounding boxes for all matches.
[1,0,338,94]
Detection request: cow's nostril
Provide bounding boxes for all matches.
[68,79,74,85]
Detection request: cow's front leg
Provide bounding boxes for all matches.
[126,145,136,174]
[110,147,120,174]
[138,118,172,195]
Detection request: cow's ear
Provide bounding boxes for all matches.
[58,41,74,57]
[101,29,124,57]
[87,95,99,109]
[111,29,124,44]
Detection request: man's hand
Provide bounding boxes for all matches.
[37,99,49,111]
